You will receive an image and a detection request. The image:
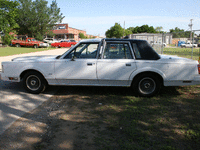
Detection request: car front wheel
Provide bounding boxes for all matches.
[23,71,47,94]
[33,44,38,48]
[133,74,161,97]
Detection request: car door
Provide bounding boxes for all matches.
[54,42,100,85]
[97,41,137,86]
[27,39,34,47]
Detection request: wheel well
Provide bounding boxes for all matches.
[20,69,48,84]
[131,71,163,86]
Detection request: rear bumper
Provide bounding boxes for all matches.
[164,75,200,86]
[194,75,200,83]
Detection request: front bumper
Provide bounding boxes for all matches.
[0,72,20,82]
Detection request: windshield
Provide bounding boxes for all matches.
[57,43,79,59]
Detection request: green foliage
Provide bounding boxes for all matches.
[0,0,19,44]
[170,27,191,38]
[127,25,157,34]
[105,23,124,38]
[124,29,132,36]
[155,26,164,33]
[35,32,44,41]
[16,0,64,40]
[46,30,55,38]
[79,33,86,39]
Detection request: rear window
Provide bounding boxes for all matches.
[132,41,160,60]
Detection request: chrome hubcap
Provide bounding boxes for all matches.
[139,77,156,95]
[26,75,41,91]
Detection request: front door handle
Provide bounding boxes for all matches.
[126,63,131,66]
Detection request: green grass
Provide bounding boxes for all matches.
[59,85,200,150]
[163,47,200,61]
[0,46,56,56]
[55,47,200,149]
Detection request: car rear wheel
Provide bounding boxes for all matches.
[133,74,161,97]
[23,71,47,94]
[16,44,20,47]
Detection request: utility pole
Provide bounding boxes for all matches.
[188,19,193,41]
[188,19,194,59]
[123,21,125,37]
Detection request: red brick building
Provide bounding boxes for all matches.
[49,23,87,41]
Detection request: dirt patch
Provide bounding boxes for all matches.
[1,85,200,150]
[0,87,118,150]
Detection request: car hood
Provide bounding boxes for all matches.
[11,55,58,62]
[159,54,198,64]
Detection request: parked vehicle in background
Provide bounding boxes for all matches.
[51,40,77,48]
[150,41,166,47]
[178,41,185,47]
[12,37,49,48]
[69,40,76,43]
[1,38,200,97]
[180,42,197,48]
[43,38,58,44]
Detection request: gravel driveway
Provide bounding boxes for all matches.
[0,48,68,135]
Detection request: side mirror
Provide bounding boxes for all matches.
[71,55,76,61]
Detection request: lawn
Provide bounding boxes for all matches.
[163,47,200,61]
[34,85,200,150]
[0,46,56,56]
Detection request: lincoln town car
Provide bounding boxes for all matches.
[1,38,200,97]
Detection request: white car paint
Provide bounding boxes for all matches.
[1,38,200,96]
[180,42,197,48]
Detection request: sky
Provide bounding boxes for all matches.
[46,0,200,37]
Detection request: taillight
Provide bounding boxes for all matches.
[2,64,4,73]
[198,64,200,74]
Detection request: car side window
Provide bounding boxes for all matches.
[65,43,99,59]
[103,43,132,59]
[132,43,142,59]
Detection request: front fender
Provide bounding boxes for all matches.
[18,62,55,81]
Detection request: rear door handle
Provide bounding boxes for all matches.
[87,63,93,66]
[126,63,131,66]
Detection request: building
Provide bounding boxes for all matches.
[128,33,173,45]
[172,38,188,45]
[47,23,87,41]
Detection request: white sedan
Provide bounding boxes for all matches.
[1,38,200,97]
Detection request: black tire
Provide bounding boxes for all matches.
[33,44,38,48]
[16,44,20,47]
[23,71,47,94]
[133,74,161,97]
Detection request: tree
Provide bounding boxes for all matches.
[169,27,190,38]
[124,29,132,36]
[16,0,64,41]
[127,25,157,34]
[0,0,19,44]
[79,32,86,39]
[105,23,124,38]
[155,26,163,33]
